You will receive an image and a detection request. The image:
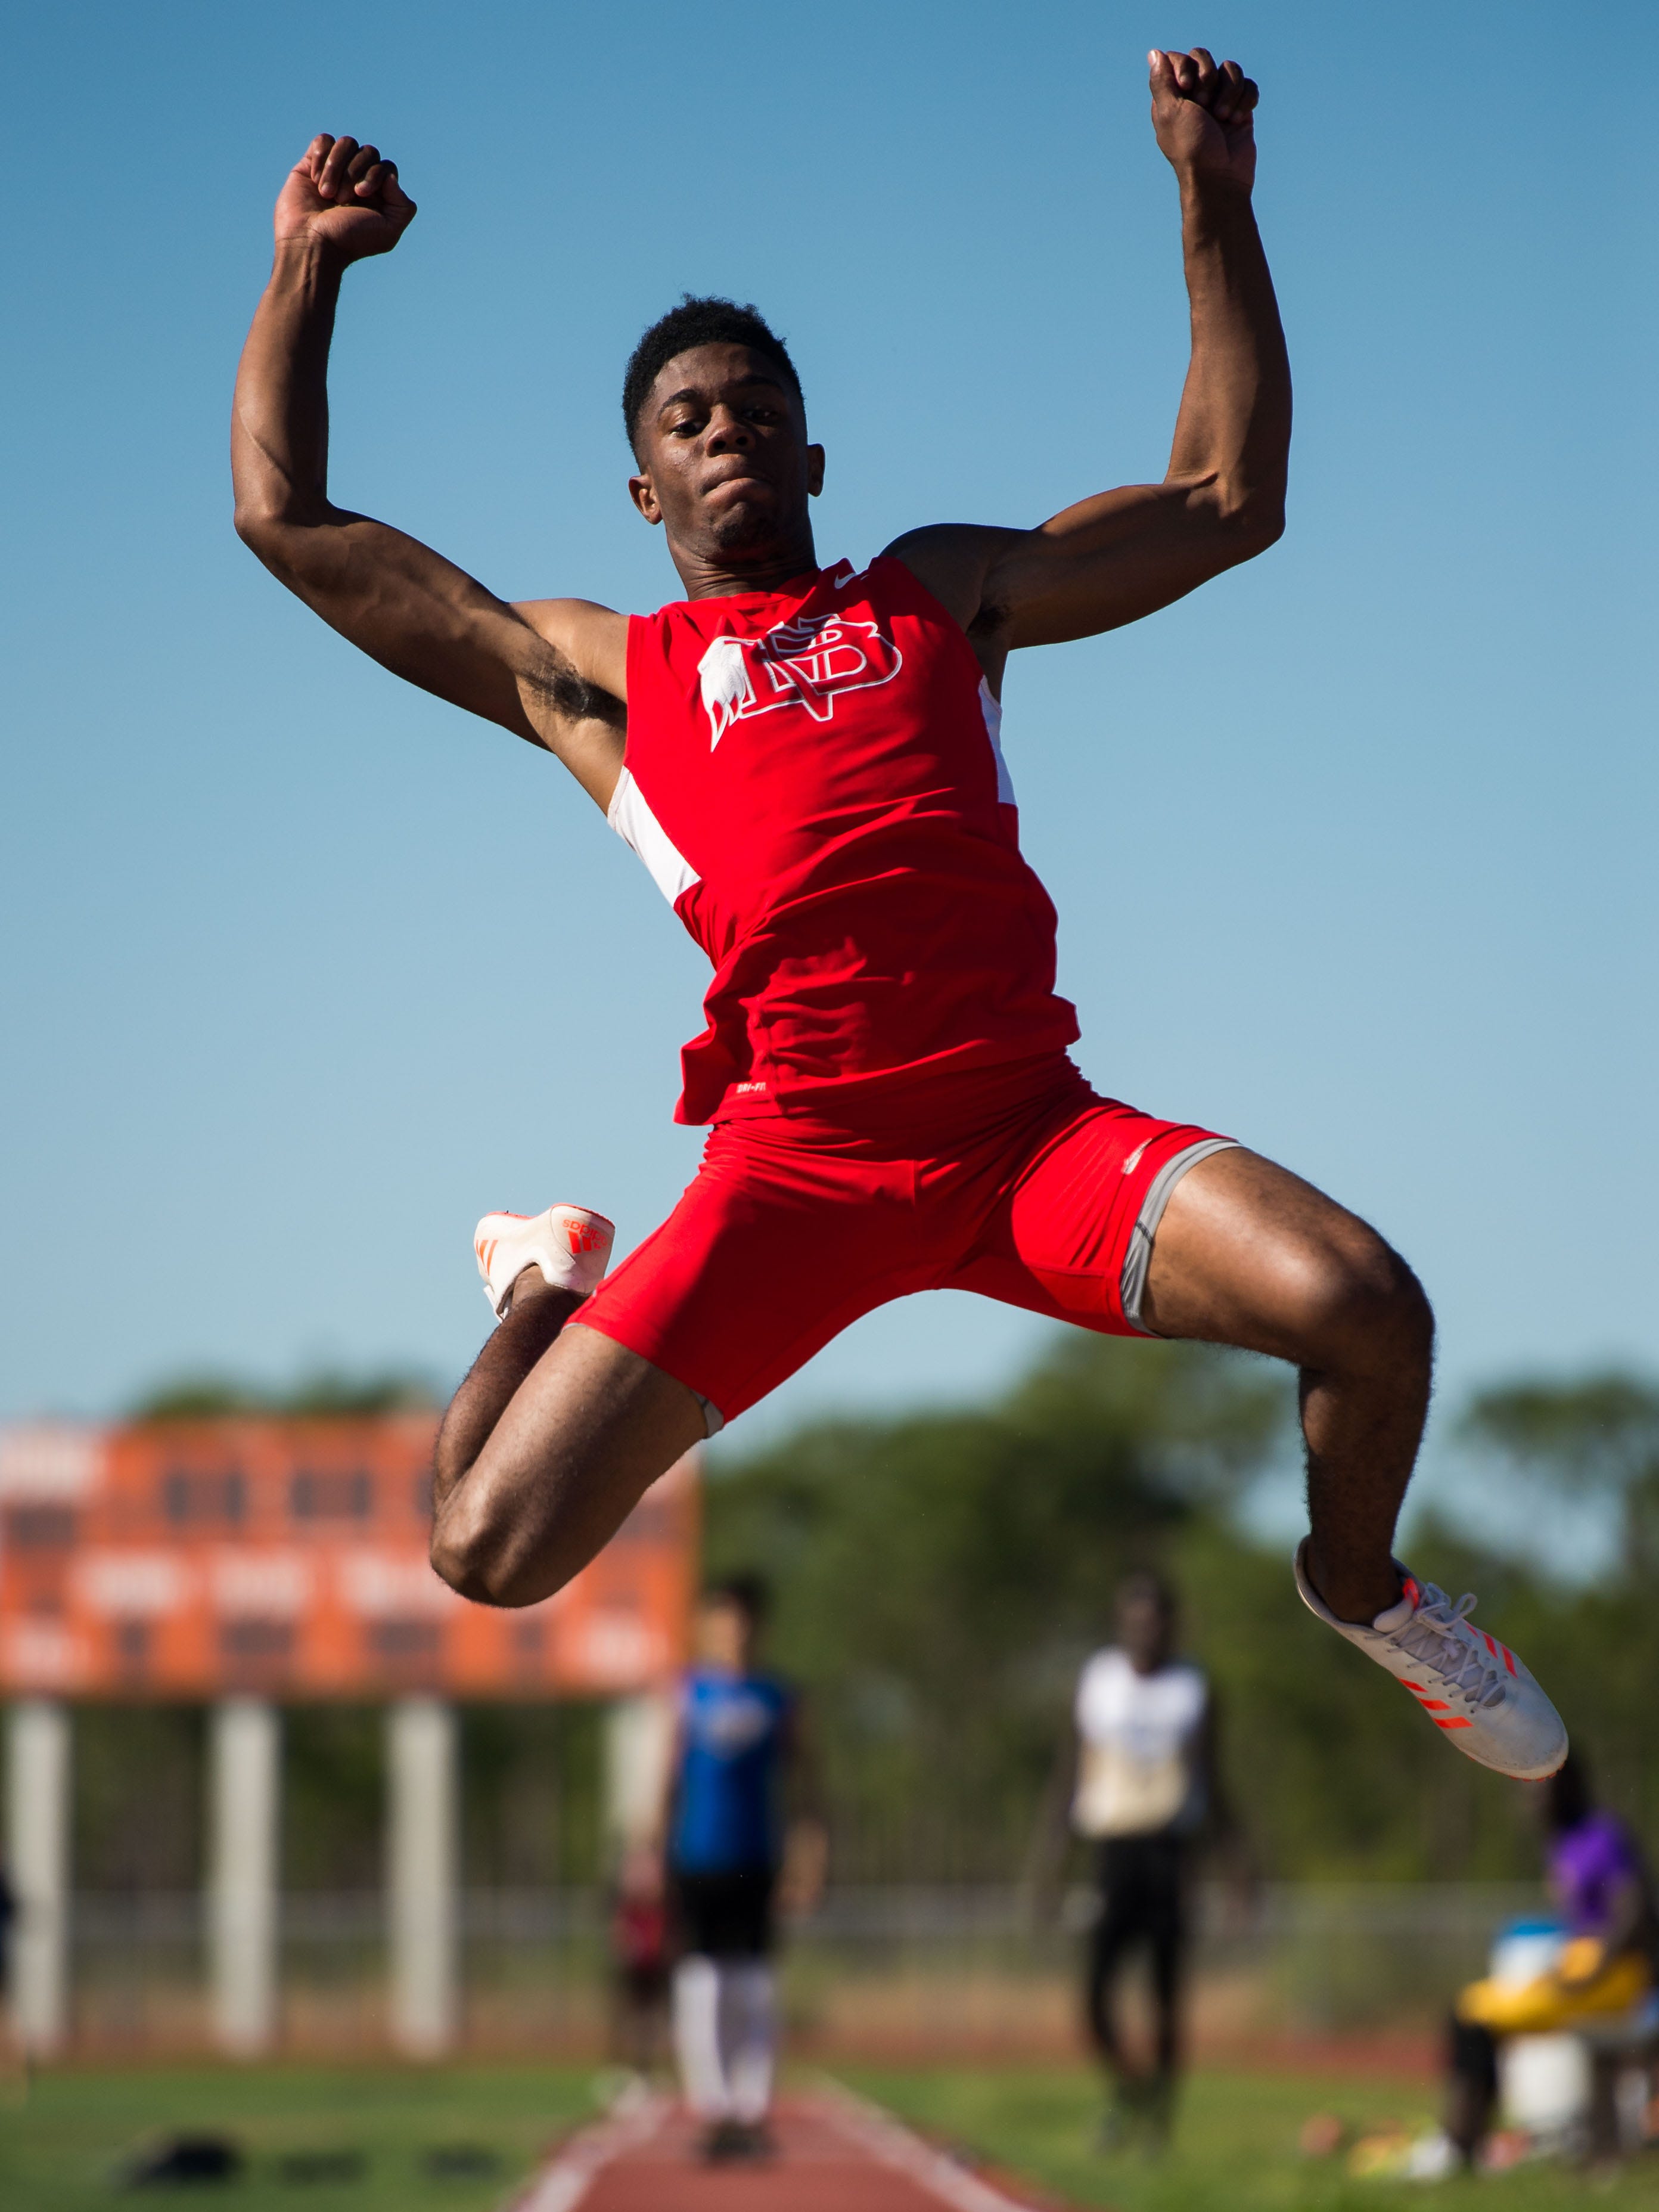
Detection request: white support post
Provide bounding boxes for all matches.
[207,1697,281,2056]
[386,1696,457,2058]
[603,1691,676,1854]
[7,1698,72,2056]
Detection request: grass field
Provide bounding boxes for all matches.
[0,2064,592,2211]
[6,2061,1659,2210]
[847,2063,1659,2212]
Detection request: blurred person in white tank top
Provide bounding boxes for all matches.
[1038,1571,1249,2152]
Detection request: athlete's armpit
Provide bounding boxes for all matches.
[517,656,615,728]
[511,597,630,808]
[880,522,1023,687]
[514,659,626,809]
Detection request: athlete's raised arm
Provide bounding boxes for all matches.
[231,135,626,807]
[887,49,1290,666]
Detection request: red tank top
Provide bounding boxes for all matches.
[614,556,1079,1125]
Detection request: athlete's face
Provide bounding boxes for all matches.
[695,1595,759,1674]
[1117,1593,1175,1676]
[629,344,824,566]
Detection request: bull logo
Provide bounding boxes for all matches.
[698,609,903,749]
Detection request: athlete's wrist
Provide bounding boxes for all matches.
[268,232,351,293]
[1176,165,1255,215]
[1177,171,1260,254]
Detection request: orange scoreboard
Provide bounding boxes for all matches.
[0,1420,698,1699]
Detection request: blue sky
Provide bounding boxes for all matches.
[4,1,1655,1537]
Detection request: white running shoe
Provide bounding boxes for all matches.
[1294,1539,1567,1780]
[473,1204,614,1318]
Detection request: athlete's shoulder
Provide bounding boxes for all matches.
[880,524,1025,634]
[511,597,628,700]
[1074,1646,1127,1711]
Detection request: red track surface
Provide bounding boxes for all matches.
[514,2090,1058,2212]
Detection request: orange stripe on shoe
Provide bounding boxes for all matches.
[1483,1632,1497,1656]
[1419,1699,1451,1710]
[1433,1717,1474,1730]
[1400,1682,1427,1693]
[1502,1646,1517,1675]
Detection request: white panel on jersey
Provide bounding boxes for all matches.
[1071,1648,1208,1839]
[607,767,701,904]
[978,680,1016,805]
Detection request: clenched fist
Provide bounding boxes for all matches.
[274,134,417,262]
[1149,48,1259,194]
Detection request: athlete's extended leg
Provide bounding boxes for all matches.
[431,1272,707,1606]
[1141,1147,1430,1625]
[1140,1146,1566,1777]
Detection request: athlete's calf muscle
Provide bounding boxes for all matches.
[1143,1144,1431,1628]
[429,1324,706,1608]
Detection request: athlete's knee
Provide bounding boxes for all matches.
[1287,1222,1434,1375]
[429,1497,539,1609]
[428,1422,514,1599]
[428,1460,562,1609]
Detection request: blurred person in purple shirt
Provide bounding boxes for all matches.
[1550,1794,1647,1941]
[1446,1754,1657,2166]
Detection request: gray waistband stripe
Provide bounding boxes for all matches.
[695,1391,725,1438]
[1119,1137,1241,1336]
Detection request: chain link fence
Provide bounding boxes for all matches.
[54,1881,1543,2056]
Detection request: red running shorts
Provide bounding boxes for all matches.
[571,1054,1235,1429]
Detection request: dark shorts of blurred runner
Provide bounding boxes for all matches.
[673,1868,777,1959]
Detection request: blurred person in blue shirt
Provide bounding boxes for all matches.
[651,1575,824,2162]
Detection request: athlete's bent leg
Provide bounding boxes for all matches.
[434,1273,585,1502]
[1142,1147,1565,1779]
[431,1272,707,1607]
[1139,1147,1431,1627]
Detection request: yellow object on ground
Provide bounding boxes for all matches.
[1457,1939,1650,2033]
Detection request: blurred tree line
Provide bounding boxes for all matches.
[50,1346,1659,1893]
[701,1338,1659,1885]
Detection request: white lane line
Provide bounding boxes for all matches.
[818,2086,1047,2212]
[509,2092,672,2212]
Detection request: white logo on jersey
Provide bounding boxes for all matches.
[698,635,755,748]
[692,1692,776,1757]
[697,608,903,749]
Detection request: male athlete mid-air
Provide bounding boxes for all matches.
[233,50,1565,1779]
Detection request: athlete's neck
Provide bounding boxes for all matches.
[667,526,821,601]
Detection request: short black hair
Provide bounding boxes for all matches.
[1543,1750,1593,1832]
[622,294,803,457]
[1116,1568,1176,1618]
[703,1571,771,1627]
